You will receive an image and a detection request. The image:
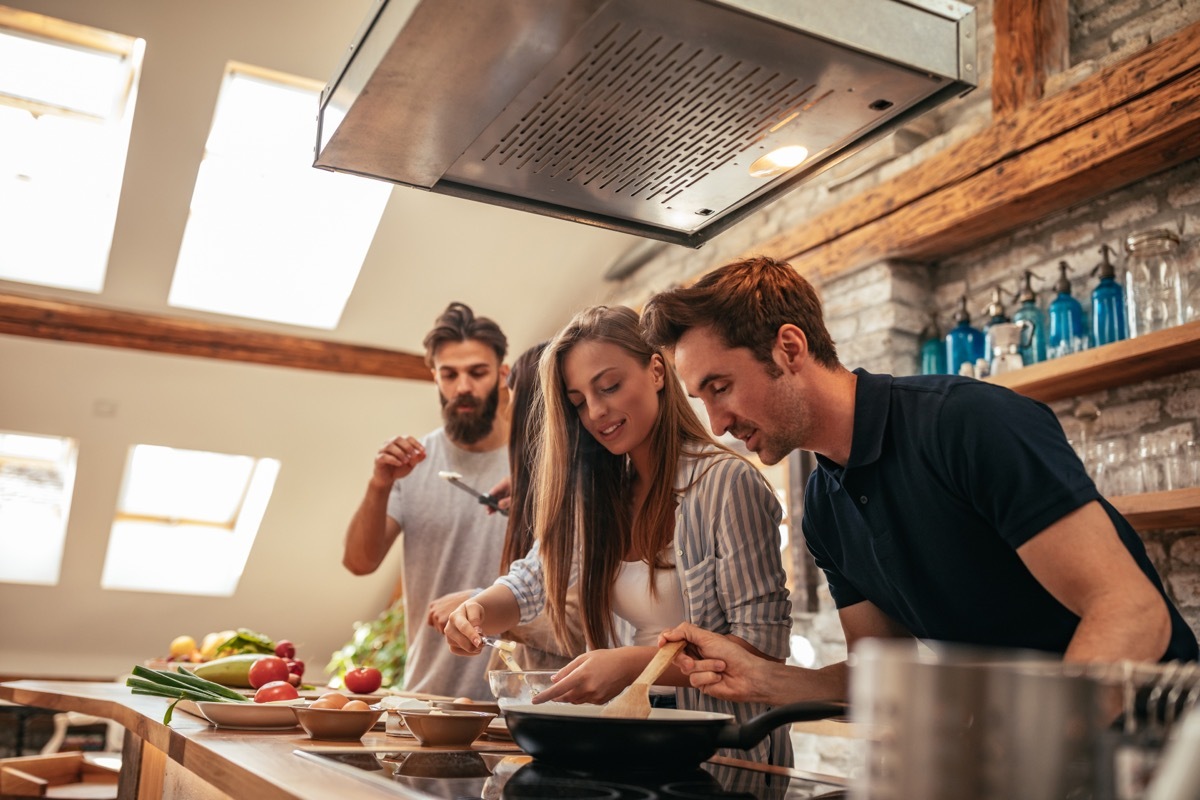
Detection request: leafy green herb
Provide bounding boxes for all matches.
[214,628,275,657]
[327,600,406,690]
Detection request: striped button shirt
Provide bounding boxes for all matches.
[497,448,794,774]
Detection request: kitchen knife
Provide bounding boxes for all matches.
[438,470,508,516]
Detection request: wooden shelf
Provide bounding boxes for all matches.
[1111,488,1200,531]
[984,322,1200,531]
[986,320,1200,402]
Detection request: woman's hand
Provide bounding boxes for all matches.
[443,585,522,656]
[427,589,475,633]
[531,648,648,705]
[444,600,486,655]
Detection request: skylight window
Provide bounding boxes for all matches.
[0,430,78,586]
[100,444,280,596]
[0,10,143,292]
[169,63,391,329]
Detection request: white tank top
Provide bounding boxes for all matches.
[611,556,686,647]
[612,556,685,696]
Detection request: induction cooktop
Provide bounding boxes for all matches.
[294,747,849,799]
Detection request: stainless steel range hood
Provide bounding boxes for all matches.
[315,0,976,248]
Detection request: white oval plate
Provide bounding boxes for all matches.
[194,700,301,730]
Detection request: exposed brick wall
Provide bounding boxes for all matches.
[605,0,1200,776]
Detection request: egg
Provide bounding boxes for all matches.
[342,699,371,711]
[314,691,349,709]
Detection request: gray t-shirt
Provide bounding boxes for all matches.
[386,427,509,700]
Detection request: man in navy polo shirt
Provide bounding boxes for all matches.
[641,256,1197,705]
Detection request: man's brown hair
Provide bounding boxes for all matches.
[422,301,508,366]
[641,256,838,371]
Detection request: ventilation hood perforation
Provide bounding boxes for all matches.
[315,0,976,247]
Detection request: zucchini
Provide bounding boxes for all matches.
[188,653,261,688]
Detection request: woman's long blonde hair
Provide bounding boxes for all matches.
[533,306,727,650]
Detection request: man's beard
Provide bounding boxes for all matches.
[441,380,501,445]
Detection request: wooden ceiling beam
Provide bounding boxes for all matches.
[0,291,433,381]
[753,20,1200,278]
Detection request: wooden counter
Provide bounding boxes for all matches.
[1,681,830,799]
[0,680,471,799]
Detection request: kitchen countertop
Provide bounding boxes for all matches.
[1,679,410,799]
[0,680,843,799]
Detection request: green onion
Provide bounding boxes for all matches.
[131,665,250,703]
[125,676,226,703]
[126,663,253,724]
[167,666,253,702]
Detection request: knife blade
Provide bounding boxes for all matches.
[438,470,508,516]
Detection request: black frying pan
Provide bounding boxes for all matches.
[502,700,847,771]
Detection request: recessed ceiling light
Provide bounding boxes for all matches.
[749,145,810,179]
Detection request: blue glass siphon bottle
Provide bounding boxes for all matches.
[1047,260,1088,359]
[1012,269,1048,365]
[1090,243,1128,347]
[945,295,985,376]
[919,312,947,375]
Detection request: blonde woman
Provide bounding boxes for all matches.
[444,306,792,769]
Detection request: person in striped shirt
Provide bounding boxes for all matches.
[444,305,794,770]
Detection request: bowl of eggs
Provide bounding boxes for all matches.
[293,691,384,740]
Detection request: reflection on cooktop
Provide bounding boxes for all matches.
[503,762,754,799]
[293,749,846,799]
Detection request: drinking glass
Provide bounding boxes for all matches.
[1163,434,1197,491]
[1189,440,1200,488]
[1100,440,1131,496]
[1089,441,1108,492]
[1068,439,1085,469]
[1139,436,1164,493]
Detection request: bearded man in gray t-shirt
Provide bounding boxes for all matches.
[343,302,510,700]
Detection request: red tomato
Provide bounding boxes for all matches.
[254,680,299,703]
[248,656,291,689]
[343,667,382,694]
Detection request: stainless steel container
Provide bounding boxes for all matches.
[851,640,1104,800]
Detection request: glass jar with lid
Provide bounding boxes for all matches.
[1124,228,1184,337]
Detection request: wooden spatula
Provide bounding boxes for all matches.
[601,640,687,719]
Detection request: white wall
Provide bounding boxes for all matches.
[0,0,631,683]
[0,334,441,681]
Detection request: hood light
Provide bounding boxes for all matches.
[749,145,810,178]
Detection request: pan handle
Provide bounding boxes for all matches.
[715,700,849,751]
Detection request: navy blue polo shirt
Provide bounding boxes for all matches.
[802,370,1197,661]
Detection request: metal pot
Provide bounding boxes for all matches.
[851,640,1104,800]
[502,700,846,771]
